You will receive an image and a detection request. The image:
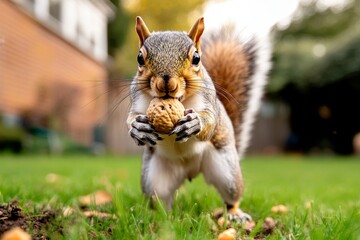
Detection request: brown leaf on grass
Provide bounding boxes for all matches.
[62,206,117,219]
[0,227,32,240]
[262,217,276,235]
[244,220,256,233]
[211,225,218,233]
[271,204,288,213]
[217,216,224,227]
[217,216,231,228]
[79,190,112,206]
[82,211,117,219]
[217,228,236,240]
[213,208,224,219]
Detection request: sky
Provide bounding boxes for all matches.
[203,0,300,35]
[203,0,350,36]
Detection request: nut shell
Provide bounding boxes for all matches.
[146,98,185,134]
[217,228,236,240]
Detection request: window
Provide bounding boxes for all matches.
[49,0,61,22]
[16,0,36,12]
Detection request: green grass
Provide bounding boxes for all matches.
[0,154,359,239]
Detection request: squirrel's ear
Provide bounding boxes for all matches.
[136,16,151,47]
[188,17,205,51]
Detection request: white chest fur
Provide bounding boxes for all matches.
[156,134,208,161]
[154,134,209,179]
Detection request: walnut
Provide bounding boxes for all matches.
[146,98,185,134]
[271,204,288,214]
[217,228,236,240]
[1,227,31,240]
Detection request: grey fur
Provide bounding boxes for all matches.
[144,31,193,77]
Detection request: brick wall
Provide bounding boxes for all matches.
[0,1,108,145]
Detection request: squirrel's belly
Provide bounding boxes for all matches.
[156,134,209,163]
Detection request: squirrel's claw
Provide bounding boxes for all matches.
[228,210,252,223]
[130,128,161,146]
[171,110,201,142]
[227,206,252,223]
[130,115,162,146]
[135,115,150,123]
[132,118,155,133]
[214,207,252,224]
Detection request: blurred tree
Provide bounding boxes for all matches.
[270,0,360,154]
[278,0,358,39]
[107,0,130,57]
[314,36,360,87]
[269,0,360,93]
[122,0,205,30]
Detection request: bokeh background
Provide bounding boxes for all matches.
[1,0,359,156]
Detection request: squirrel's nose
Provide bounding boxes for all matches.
[155,76,178,94]
[164,76,178,93]
[163,75,170,82]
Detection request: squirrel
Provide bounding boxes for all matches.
[127,16,271,221]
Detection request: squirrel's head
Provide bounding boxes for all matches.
[135,16,205,101]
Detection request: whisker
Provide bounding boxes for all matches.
[81,88,113,109]
[83,79,149,108]
[93,74,262,124]
[186,78,241,106]
[213,82,242,105]
[106,86,148,120]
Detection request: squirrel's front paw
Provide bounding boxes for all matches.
[170,109,201,142]
[129,115,163,146]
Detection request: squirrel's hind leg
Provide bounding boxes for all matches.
[141,148,184,210]
[201,146,251,223]
[226,202,252,223]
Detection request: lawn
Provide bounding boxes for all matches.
[0,154,359,239]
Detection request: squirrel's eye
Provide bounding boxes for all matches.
[192,51,200,65]
[137,51,145,66]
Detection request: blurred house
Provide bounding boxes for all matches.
[0,0,114,148]
[247,100,290,155]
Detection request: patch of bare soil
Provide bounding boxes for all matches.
[0,201,58,240]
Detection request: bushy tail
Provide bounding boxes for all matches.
[201,25,271,156]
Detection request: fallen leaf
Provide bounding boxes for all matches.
[79,190,112,206]
[82,210,117,219]
[211,225,218,233]
[217,216,224,227]
[262,217,276,235]
[213,208,224,219]
[62,206,76,217]
[217,216,233,229]
[244,220,256,233]
[45,173,61,183]
[304,201,313,209]
[271,204,288,213]
[1,227,31,240]
[217,228,236,240]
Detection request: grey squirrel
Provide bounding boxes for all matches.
[127,16,271,221]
